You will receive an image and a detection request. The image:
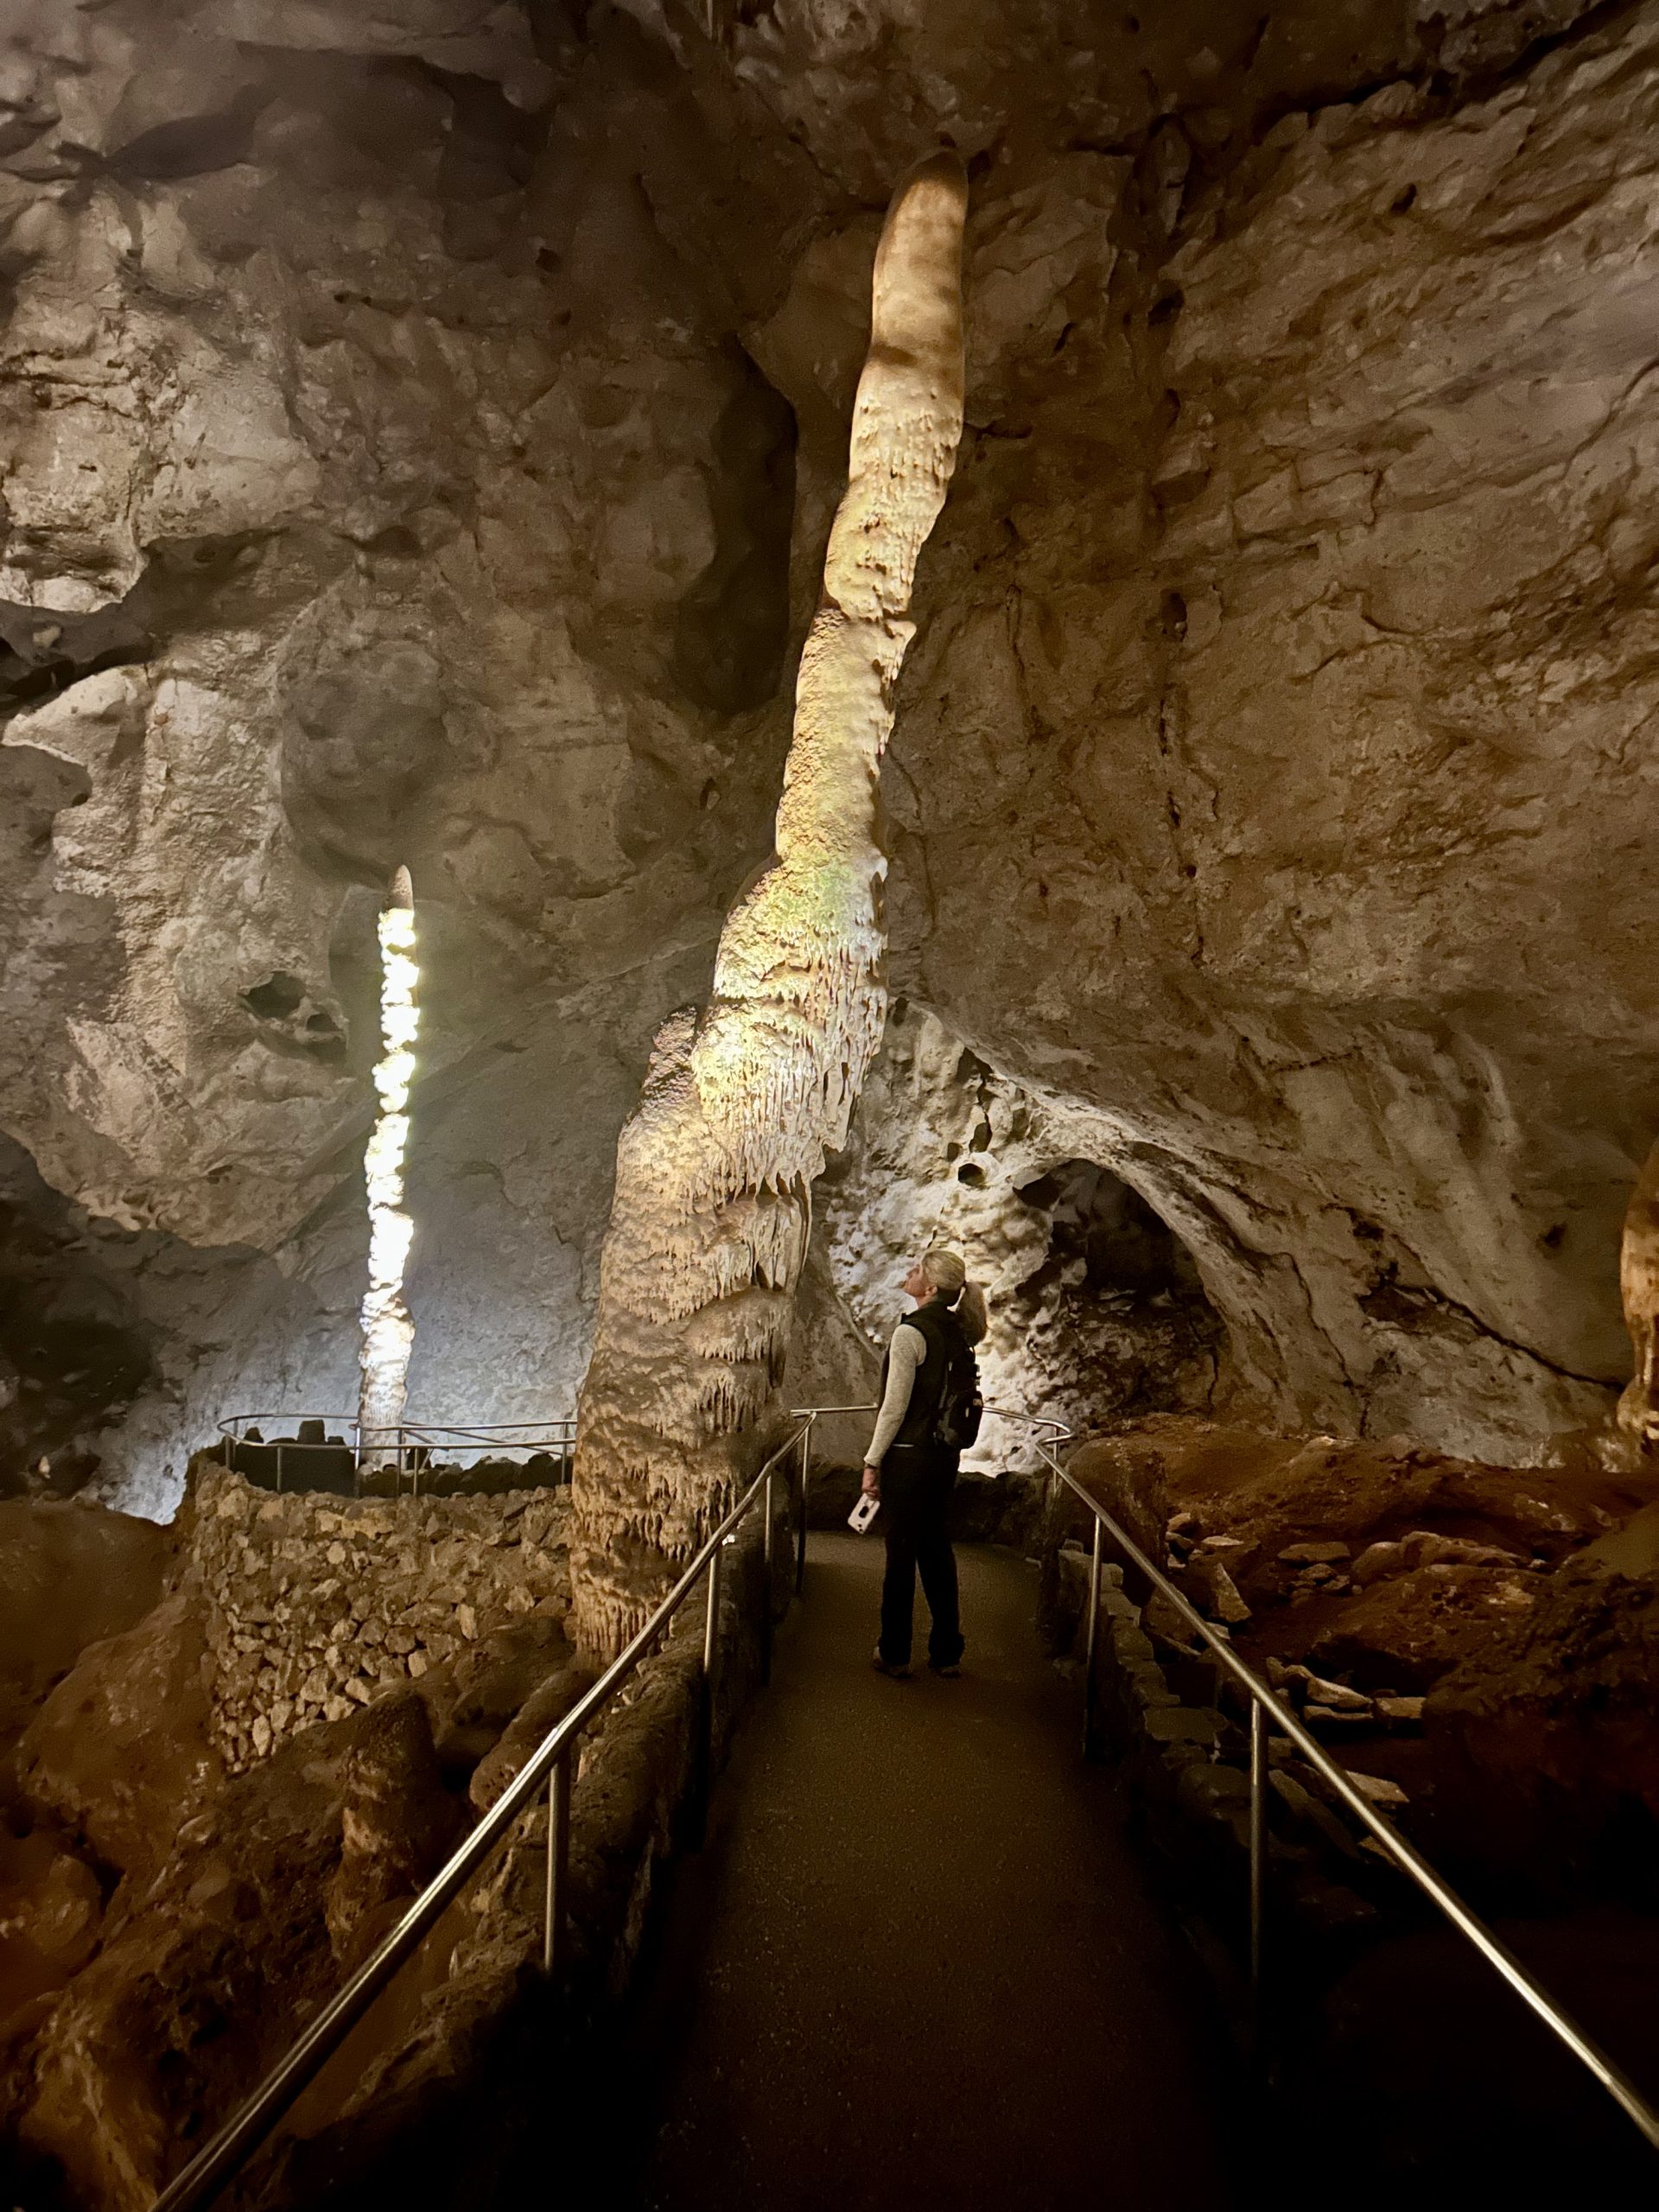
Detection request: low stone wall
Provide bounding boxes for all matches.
[1049,1535,1395,2011]
[188,1460,571,1772]
[238,1509,785,2212]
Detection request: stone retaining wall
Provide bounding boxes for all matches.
[188,1460,572,1772]
[1052,1538,1389,1990]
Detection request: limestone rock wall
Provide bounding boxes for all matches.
[791,1001,1224,1471]
[882,4,1659,1462]
[0,1,821,1513]
[188,1463,570,1771]
[3,0,1656,1508]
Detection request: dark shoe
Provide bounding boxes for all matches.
[928,1659,963,1678]
[872,1646,912,1679]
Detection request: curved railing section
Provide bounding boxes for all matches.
[215,1414,577,1491]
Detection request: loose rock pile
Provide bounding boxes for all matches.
[189,1461,571,1773]
[1058,1415,1659,1887]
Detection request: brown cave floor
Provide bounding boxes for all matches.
[581,1535,1236,2212]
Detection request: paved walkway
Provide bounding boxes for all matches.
[605,1533,1236,2212]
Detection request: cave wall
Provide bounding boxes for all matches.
[880,4,1659,1460]
[791,1002,1223,1471]
[3,0,1656,1505]
[0,1,830,1510]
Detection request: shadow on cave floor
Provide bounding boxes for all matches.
[499,1535,1238,2212]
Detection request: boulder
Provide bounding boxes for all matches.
[13,1685,467,2209]
[1577,1500,1659,1580]
[434,1617,579,1773]
[1065,1419,1638,1595]
[326,1693,462,1965]
[15,1592,220,1882]
[468,1663,596,1814]
[0,1501,171,1766]
[0,1831,104,2024]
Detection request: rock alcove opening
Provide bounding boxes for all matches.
[1005,1157,1224,1431]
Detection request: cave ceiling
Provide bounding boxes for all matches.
[0,0,1654,1505]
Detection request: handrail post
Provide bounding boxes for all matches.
[1083,1516,1103,1758]
[760,1468,775,1686]
[543,1742,572,1978]
[795,1417,811,1597]
[690,1542,722,1849]
[1249,1695,1268,2058]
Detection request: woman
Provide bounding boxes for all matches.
[861,1247,988,1679]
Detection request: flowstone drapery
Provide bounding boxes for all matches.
[569,155,969,1659]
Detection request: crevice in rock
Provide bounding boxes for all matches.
[0,594,152,725]
[1006,1157,1225,1425]
[0,1137,156,1498]
[1359,1259,1620,1389]
[104,86,274,182]
[671,343,798,714]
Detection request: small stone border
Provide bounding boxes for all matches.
[1051,1540,1418,2031]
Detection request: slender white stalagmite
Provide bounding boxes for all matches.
[1617,1134,1659,1447]
[570,155,969,1659]
[358,865,418,1457]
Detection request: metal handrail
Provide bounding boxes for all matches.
[158,1398,1659,2207]
[1028,1420,1659,2153]
[219,1416,578,1440]
[215,1415,578,1494]
[153,1416,812,2212]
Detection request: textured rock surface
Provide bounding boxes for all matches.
[791,1001,1224,1471]
[0,1499,169,1746]
[0,0,813,1512]
[16,1589,220,1885]
[570,153,969,1656]
[888,5,1659,1461]
[1426,1560,1659,1878]
[10,1698,406,2211]
[1063,1413,1659,1886]
[0,1488,749,2209]
[1068,1416,1633,1567]
[3,0,1654,1516]
[187,1460,571,1771]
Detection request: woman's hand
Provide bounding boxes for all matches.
[861,1464,880,1498]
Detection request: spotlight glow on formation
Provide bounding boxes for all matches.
[358,865,417,1456]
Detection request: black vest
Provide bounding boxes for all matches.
[883,1300,969,1452]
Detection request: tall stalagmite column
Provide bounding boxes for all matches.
[1617,1135,1659,1446]
[569,155,969,1659]
[358,865,419,1459]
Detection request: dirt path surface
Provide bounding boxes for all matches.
[606,1532,1236,2212]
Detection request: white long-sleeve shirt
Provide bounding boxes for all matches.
[866,1321,929,1466]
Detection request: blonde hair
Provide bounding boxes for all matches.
[921,1247,988,1345]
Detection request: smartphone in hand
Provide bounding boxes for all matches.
[848,1492,880,1535]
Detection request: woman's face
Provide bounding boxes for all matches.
[904,1259,931,1301]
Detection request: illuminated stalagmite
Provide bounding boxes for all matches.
[569,155,969,1658]
[1617,1135,1659,1446]
[358,866,419,1458]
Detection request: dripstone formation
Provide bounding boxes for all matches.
[3,2,1659,2205]
[570,153,969,1658]
[6,1,1658,1513]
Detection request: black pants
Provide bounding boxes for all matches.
[878,1446,963,1668]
